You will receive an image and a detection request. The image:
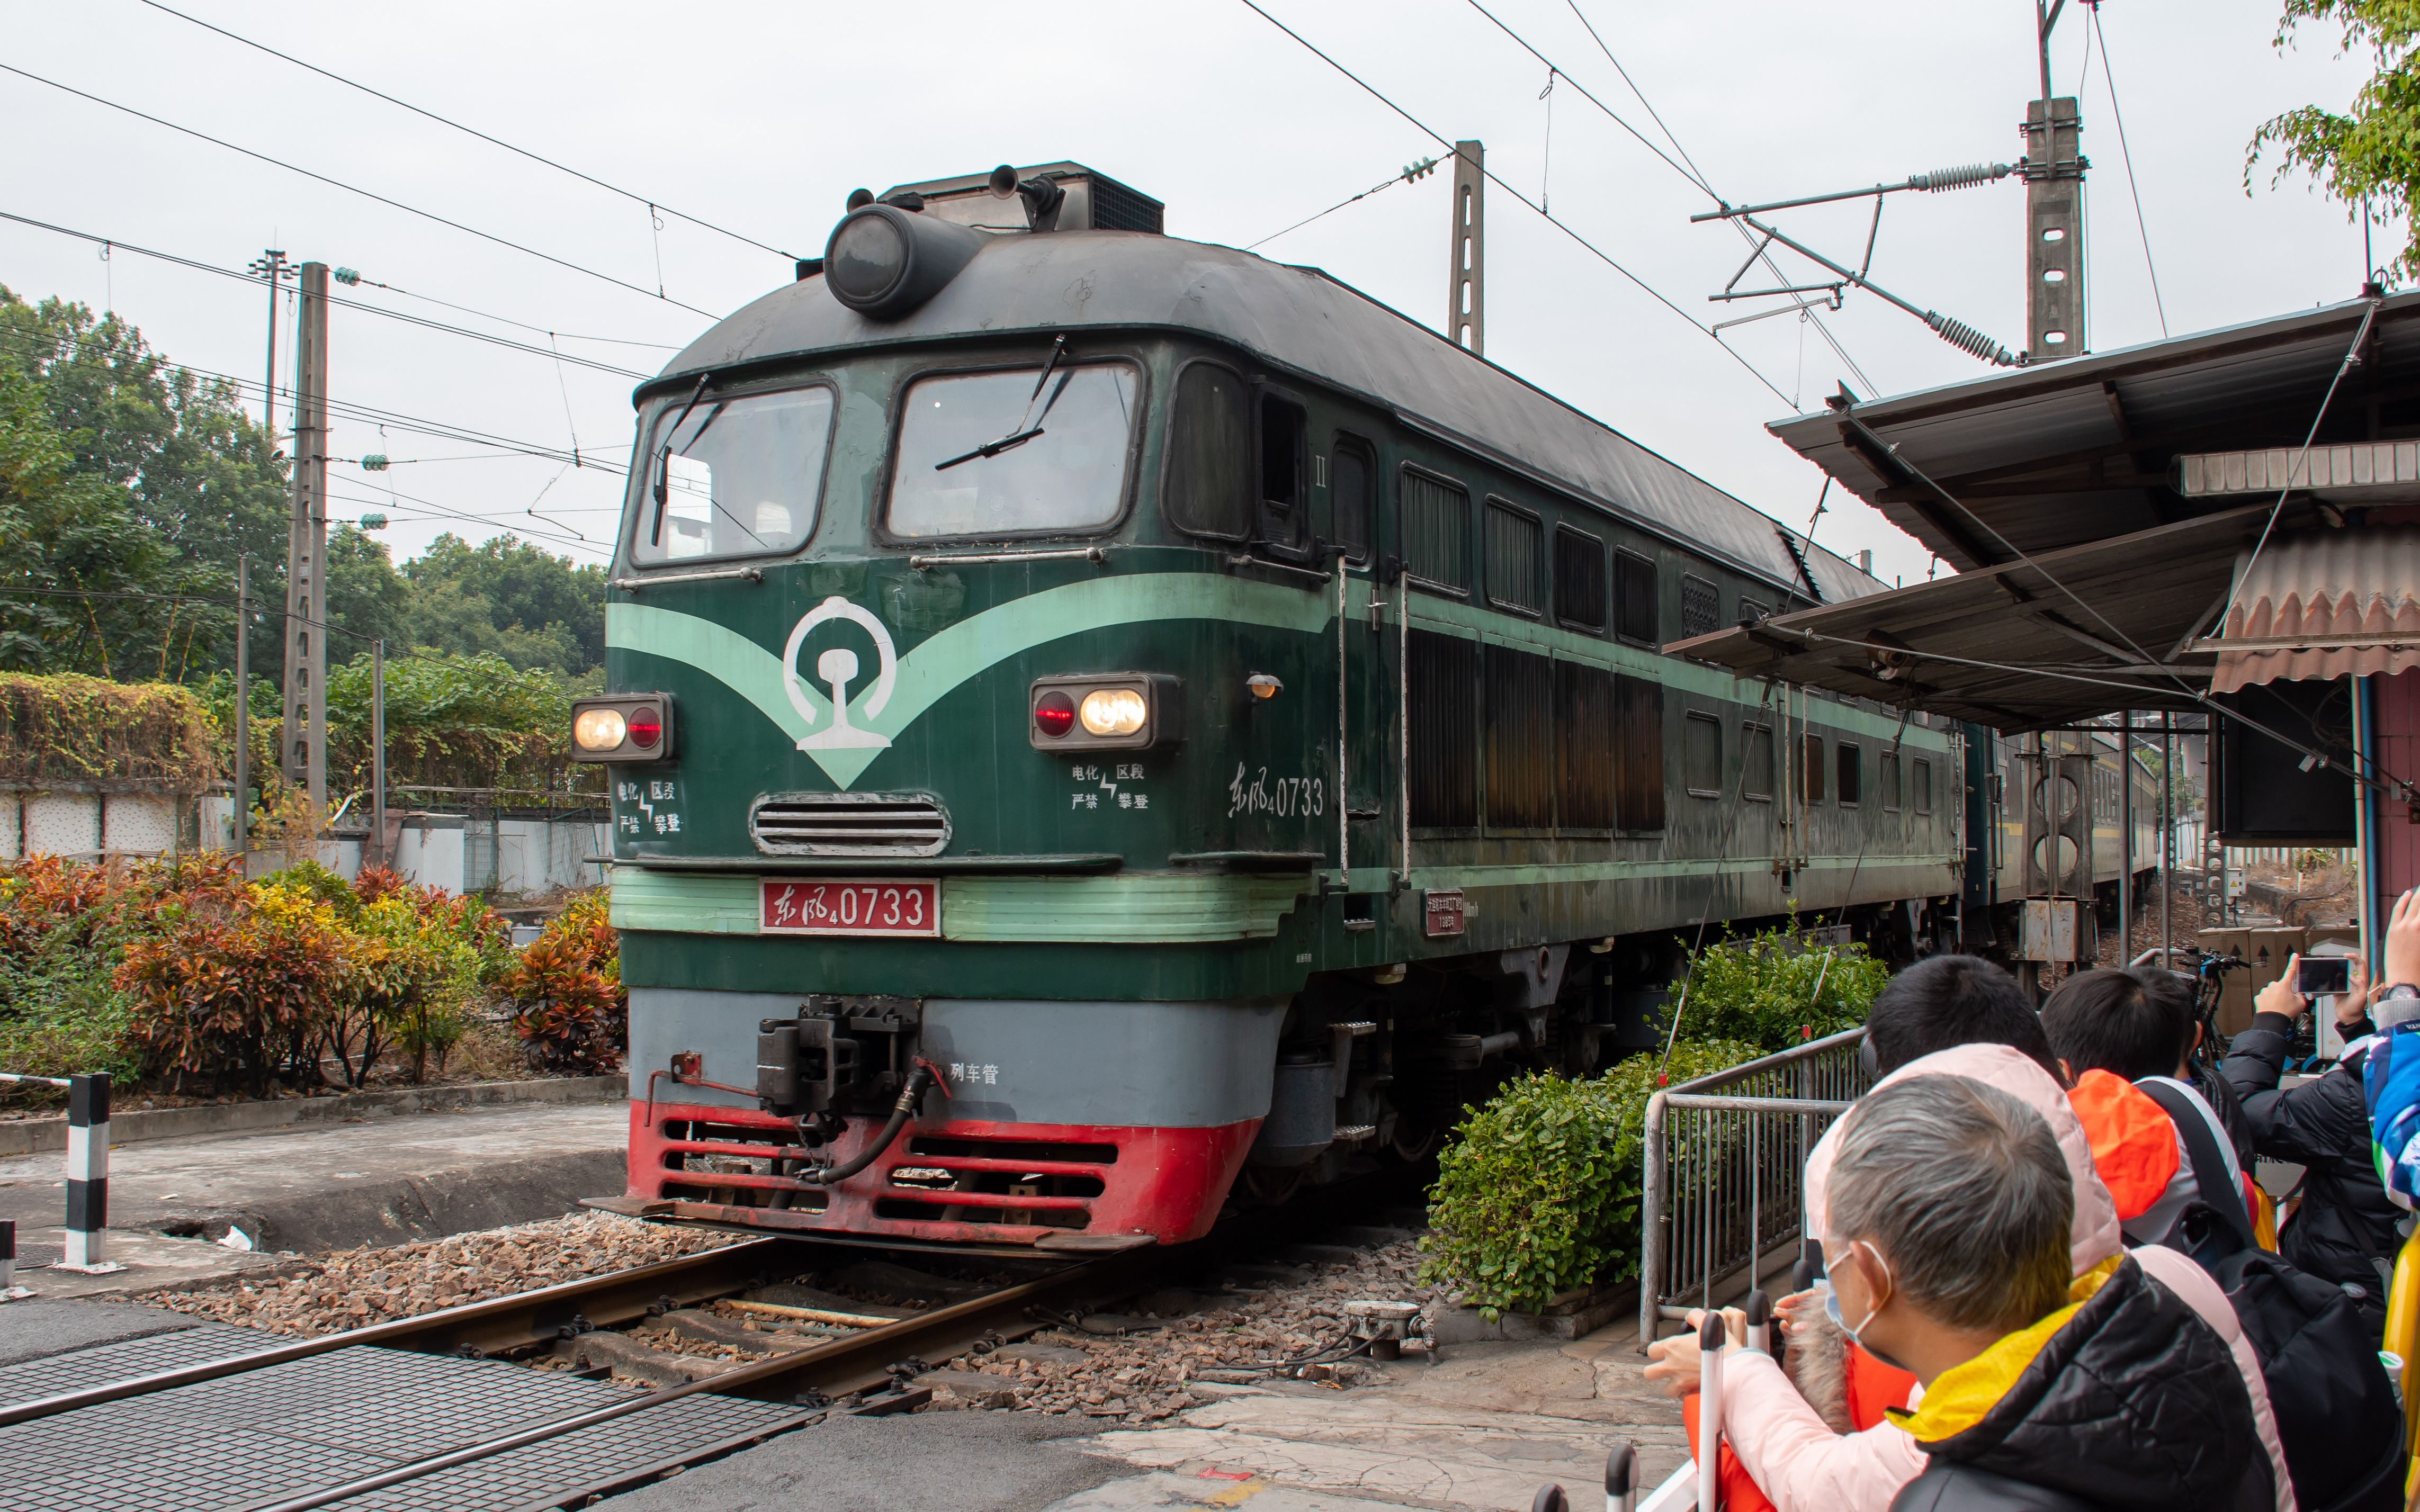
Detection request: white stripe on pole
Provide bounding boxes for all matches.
[60,1072,109,1271]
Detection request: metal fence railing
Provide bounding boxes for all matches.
[1638,1027,1873,1346]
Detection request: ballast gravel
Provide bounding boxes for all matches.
[139,1212,730,1336]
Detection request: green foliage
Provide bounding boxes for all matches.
[325,648,581,790]
[400,534,606,676]
[0,671,217,789]
[501,890,624,1074]
[116,880,357,1097]
[2249,0,2420,283]
[1663,926,1889,1052]
[1421,1041,1764,1317]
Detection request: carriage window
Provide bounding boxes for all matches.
[1836,741,1862,806]
[1402,469,1470,592]
[1881,752,1902,812]
[1484,500,1544,614]
[1684,712,1723,798]
[1679,573,1721,638]
[1256,392,1308,552]
[889,362,1138,538]
[1744,723,1775,800]
[1614,550,1657,644]
[1162,363,1251,539]
[1554,526,1607,632]
[631,385,833,566]
[1914,757,1934,815]
[1331,438,1373,563]
[1803,734,1826,803]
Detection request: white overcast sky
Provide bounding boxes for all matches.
[0,0,2385,586]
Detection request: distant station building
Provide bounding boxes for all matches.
[1677,289,2420,978]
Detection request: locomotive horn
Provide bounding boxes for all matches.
[988,163,1020,197]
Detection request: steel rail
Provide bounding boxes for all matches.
[0,1236,806,1428]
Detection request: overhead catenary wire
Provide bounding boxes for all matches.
[1233,0,1799,410]
[2087,1,2167,336]
[0,62,718,318]
[131,0,795,264]
[1248,157,1437,250]
[0,209,656,379]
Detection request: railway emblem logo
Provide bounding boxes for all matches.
[783,596,897,752]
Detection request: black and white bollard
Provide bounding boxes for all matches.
[1,1217,14,1290]
[62,1072,109,1270]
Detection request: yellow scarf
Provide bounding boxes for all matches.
[1887,1255,2125,1444]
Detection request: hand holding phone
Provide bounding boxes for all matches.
[2296,955,2354,998]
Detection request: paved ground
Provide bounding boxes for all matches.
[0,1101,627,1258]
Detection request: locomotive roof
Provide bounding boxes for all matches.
[653,231,1878,604]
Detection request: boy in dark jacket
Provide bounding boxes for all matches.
[1821,1074,2271,1512]
[2221,888,2420,1325]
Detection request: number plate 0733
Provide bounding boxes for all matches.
[759,879,939,937]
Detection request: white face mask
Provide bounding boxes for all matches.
[1823,1239,1910,1370]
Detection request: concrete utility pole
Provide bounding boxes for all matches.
[233,556,250,859]
[281,261,330,823]
[370,640,386,869]
[2024,3,2084,357]
[1447,141,1484,355]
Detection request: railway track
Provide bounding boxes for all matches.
[0,1169,1428,1511]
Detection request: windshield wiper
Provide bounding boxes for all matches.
[934,332,1070,472]
[648,374,711,547]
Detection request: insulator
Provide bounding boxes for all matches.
[1906,161,2012,193]
[331,267,361,286]
[360,453,389,471]
[1926,312,2018,366]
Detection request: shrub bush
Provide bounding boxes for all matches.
[116,881,356,1096]
[500,890,623,1074]
[1663,924,1889,1052]
[1421,1040,1763,1317]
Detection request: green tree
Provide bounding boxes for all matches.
[2250,0,2420,281]
[400,533,605,674]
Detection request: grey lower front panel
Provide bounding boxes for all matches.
[629,989,1287,1128]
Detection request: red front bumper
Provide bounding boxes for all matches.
[628,1099,1260,1246]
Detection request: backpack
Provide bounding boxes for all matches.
[2137,1076,2407,1512]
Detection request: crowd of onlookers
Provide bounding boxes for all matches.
[1639,891,2420,1511]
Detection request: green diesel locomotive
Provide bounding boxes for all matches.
[584,162,1960,1250]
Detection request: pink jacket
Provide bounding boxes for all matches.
[1716,1043,2294,1512]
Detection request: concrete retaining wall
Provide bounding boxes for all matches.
[0,1074,626,1157]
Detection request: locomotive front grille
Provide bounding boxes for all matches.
[750,794,951,857]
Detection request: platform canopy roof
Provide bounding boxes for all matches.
[1668,502,2324,729]
[1768,290,2420,573]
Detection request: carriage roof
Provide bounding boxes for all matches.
[653,230,1877,605]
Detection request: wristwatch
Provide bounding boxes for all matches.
[2383,984,2420,1003]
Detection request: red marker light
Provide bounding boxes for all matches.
[626,707,662,749]
[1034,690,1075,738]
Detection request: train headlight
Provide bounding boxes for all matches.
[569,695,675,762]
[574,708,626,751]
[1028,675,1180,752]
[1079,688,1148,737]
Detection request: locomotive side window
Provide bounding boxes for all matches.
[1330,437,1374,563]
[1402,467,1471,593]
[1161,362,1251,539]
[1803,735,1826,803]
[1914,757,1933,815]
[1614,550,1657,644]
[1743,723,1776,800]
[1484,500,1544,615]
[889,361,1139,539]
[1836,741,1863,806]
[1553,526,1607,633]
[1256,391,1308,552]
[1881,752,1902,812]
[632,384,835,566]
[1683,712,1723,798]
[1614,674,1665,831]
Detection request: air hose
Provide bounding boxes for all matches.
[800,1060,940,1185]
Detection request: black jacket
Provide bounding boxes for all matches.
[2222,1010,2402,1312]
[1888,1256,2270,1512]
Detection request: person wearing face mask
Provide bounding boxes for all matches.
[1646,1034,2294,1512]
[1829,1074,2273,1511]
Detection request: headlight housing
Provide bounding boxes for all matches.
[569,694,675,762]
[1028,674,1180,752]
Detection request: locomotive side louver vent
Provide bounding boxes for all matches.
[750,794,951,857]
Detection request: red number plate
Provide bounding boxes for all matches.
[759,878,939,937]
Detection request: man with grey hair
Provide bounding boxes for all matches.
[2221,886,2420,1328]
[1823,1074,2271,1512]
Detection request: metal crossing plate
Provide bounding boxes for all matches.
[0,1324,814,1510]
